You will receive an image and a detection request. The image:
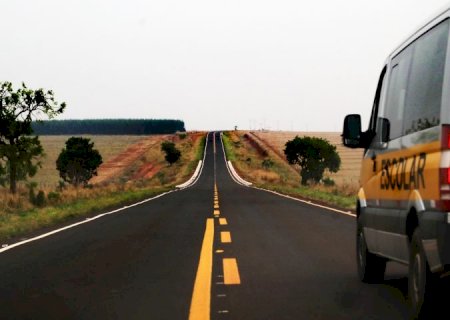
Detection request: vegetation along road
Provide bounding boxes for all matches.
[1,132,429,319]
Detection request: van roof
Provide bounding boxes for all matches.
[389,3,450,59]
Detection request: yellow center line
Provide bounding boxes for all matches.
[189,219,214,320]
[214,209,220,216]
[220,231,231,243]
[223,258,241,285]
[219,218,227,225]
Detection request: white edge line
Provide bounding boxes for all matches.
[219,132,356,218]
[177,132,209,190]
[220,132,251,187]
[0,132,212,254]
[176,160,202,189]
[227,161,252,186]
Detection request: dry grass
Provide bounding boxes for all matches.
[222,131,358,209]
[250,131,363,190]
[33,135,146,188]
[223,131,297,187]
[0,132,207,240]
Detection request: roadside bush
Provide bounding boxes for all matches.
[161,141,181,165]
[47,191,61,204]
[34,190,46,207]
[262,158,274,169]
[156,172,166,184]
[322,177,335,186]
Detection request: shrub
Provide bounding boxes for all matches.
[161,141,181,165]
[322,177,335,186]
[262,158,274,169]
[34,190,46,207]
[156,172,166,184]
[47,191,61,204]
[56,137,103,187]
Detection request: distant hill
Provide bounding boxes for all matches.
[31,119,186,135]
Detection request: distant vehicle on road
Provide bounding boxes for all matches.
[342,7,450,318]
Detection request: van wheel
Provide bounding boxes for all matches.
[408,229,437,319]
[357,226,386,283]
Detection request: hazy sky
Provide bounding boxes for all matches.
[2,1,450,131]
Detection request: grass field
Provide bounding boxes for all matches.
[251,131,363,189]
[222,131,358,210]
[33,135,146,187]
[0,132,206,241]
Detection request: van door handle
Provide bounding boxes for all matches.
[371,155,377,172]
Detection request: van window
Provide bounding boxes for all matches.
[403,20,449,135]
[384,47,413,139]
[369,67,386,133]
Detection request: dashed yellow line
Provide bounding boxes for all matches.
[189,219,214,320]
[220,231,231,243]
[223,258,241,285]
[219,218,227,225]
[214,210,220,216]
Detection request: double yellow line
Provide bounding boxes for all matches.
[189,184,241,320]
[189,219,214,320]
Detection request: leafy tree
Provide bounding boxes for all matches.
[0,137,43,188]
[56,137,102,187]
[284,136,341,185]
[161,141,181,165]
[0,82,65,193]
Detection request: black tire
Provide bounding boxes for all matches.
[408,229,437,319]
[356,225,386,283]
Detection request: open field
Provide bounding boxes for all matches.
[222,131,358,209]
[251,131,364,189]
[33,135,146,187]
[0,132,206,240]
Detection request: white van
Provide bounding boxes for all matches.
[342,7,450,318]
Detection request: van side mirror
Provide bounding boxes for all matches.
[342,114,362,148]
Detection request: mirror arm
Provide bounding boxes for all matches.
[360,130,375,148]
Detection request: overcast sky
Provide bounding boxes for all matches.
[2,1,450,131]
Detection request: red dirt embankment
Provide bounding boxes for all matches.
[90,136,168,184]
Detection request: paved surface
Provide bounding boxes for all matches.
[0,132,416,319]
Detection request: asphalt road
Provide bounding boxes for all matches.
[0,132,414,319]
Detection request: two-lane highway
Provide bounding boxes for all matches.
[1,132,412,319]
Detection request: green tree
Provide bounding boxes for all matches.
[161,141,181,165]
[0,82,65,193]
[284,136,341,185]
[56,137,103,187]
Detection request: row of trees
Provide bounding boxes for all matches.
[32,119,185,135]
